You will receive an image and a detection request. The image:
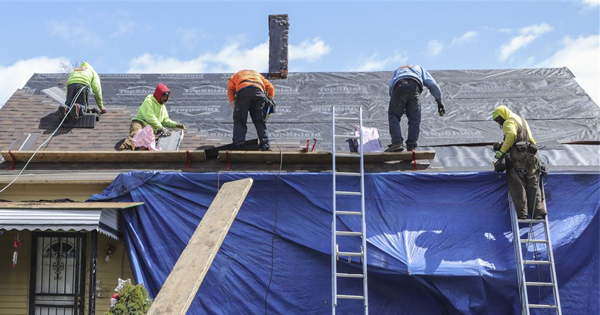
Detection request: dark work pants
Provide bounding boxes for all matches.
[232,86,269,149]
[507,151,547,218]
[388,80,421,147]
[65,83,89,117]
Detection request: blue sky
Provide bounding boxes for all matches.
[0,0,598,104]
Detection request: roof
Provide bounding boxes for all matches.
[0,67,597,172]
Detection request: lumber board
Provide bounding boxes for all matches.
[0,202,144,209]
[218,150,436,163]
[147,178,254,315]
[0,150,206,163]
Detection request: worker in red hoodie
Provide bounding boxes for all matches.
[119,83,185,150]
[227,69,275,151]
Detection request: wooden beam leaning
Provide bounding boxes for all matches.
[0,150,206,163]
[218,150,436,163]
[147,178,254,315]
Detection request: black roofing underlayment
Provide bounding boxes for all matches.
[23,67,599,171]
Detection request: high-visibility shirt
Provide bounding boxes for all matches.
[66,62,104,109]
[227,70,275,102]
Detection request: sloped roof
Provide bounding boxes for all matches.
[0,67,597,172]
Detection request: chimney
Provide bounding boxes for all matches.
[268,14,289,79]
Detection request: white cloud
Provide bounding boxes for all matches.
[127,37,330,73]
[289,37,331,62]
[350,51,408,72]
[452,31,478,45]
[111,21,135,38]
[176,27,207,49]
[498,23,553,61]
[0,57,68,107]
[537,35,600,105]
[426,40,443,56]
[48,20,105,47]
[581,0,599,7]
[498,28,513,34]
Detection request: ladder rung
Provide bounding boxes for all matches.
[336,211,362,216]
[334,117,359,121]
[336,153,361,158]
[521,239,548,244]
[526,282,554,287]
[336,231,363,236]
[337,251,362,257]
[336,273,364,278]
[524,260,551,265]
[335,172,361,177]
[335,135,360,139]
[335,191,362,196]
[337,294,365,300]
[518,219,545,224]
[529,304,557,309]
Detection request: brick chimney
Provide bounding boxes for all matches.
[268,14,289,79]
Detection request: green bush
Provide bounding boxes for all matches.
[105,282,152,315]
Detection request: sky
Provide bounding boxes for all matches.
[0,0,598,106]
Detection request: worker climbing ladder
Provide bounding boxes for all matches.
[331,105,368,315]
[509,184,562,315]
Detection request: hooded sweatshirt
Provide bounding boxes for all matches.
[66,62,104,109]
[492,105,535,154]
[227,70,275,102]
[132,83,178,132]
[388,65,443,102]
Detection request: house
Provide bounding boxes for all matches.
[0,65,597,314]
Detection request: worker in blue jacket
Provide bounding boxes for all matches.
[386,65,445,152]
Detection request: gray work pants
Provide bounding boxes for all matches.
[232,86,269,149]
[388,80,421,147]
[507,151,547,218]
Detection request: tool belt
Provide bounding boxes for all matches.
[514,141,537,155]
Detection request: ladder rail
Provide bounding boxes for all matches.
[542,194,562,315]
[331,106,338,313]
[510,197,531,315]
[358,106,369,312]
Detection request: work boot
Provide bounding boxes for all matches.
[406,145,417,151]
[58,105,70,122]
[260,145,272,151]
[534,214,546,220]
[518,215,527,220]
[385,142,404,152]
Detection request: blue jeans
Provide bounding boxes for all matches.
[388,80,421,147]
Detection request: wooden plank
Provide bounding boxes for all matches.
[0,150,207,163]
[218,150,436,163]
[147,178,253,315]
[0,202,144,209]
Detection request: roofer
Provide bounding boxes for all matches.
[227,69,275,151]
[60,61,106,121]
[385,65,445,152]
[119,83,185,151]
[492,105,547,220]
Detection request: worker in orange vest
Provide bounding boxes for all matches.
[227,70,275,151]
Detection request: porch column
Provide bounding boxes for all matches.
[88,230,97,315]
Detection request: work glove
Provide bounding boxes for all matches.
[436,100,446,117]
[230,100,235,109]
[100,108,107,115]
[492,142,502,151]
[159,127,171,137]
[495,150,504,159]
[176,123,186,130]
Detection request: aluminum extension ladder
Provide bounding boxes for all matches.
[331,105,368,315]
[509,185,562,315]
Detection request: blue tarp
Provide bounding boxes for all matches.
[90,172,599,315]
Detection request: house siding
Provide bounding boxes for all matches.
[0,231,31,315]
[0,184,108,202]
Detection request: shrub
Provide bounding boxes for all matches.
[105,281,152,315]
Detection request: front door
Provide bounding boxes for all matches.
[29,233,87,315]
